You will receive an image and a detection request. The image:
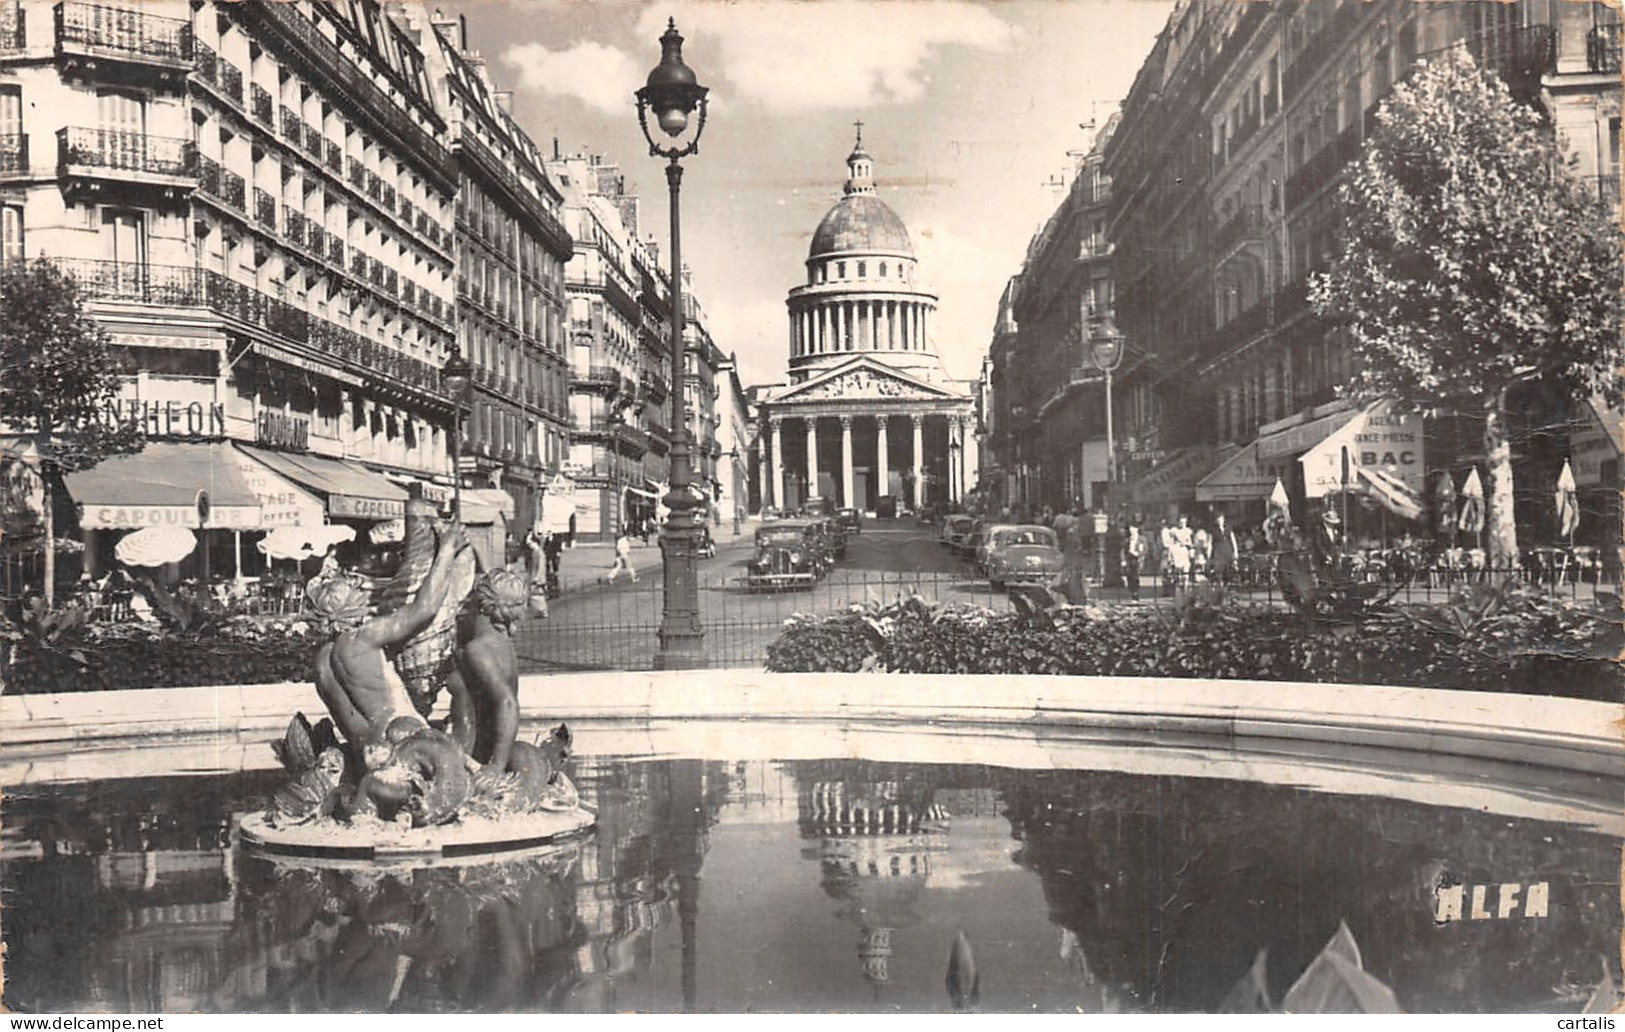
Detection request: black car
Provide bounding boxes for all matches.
[837,507,863,534]
[745,521,824,591]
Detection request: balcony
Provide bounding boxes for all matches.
[57,127,195,200]
[1206,298,1271,358]
[196,154,245,211]
[324,140,342,174]
[1587,23,1621,74]
[306,223,326,256]
[346,156,365,190]
[55,2,192,83]
[1213,204,1262,258]
[250,82,273,126]
[326,238,344,267]
[1466,24,1556,102]
[569,365,622,393]
[0,1,24,53]
[302,124,321,161]
[0,133,26,176]
[50,257,199,305]
[640,370,669,402]
[284,208,307,249]
[252,186,276,229]
[218,60,243,107]
[279,105,302,147]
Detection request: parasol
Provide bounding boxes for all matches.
[115,526,198,567]
[1457,468,1485,536]
[369,518,405,545]
[257,524,357,562]
[1555,460,1579,541]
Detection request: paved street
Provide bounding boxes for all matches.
[515,520,1002,671]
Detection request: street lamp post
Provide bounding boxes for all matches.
[443,346,472,522]
[1087,310,1124,510]
[636,19,709,669]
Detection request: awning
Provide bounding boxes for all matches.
[460,487,515,526]
[226,445,325,528]
[234,444,407,520]
[1125,445,1216,507]
[1569,397,1622,487]
[624,480,661,501]
[66,441,263,530]
[1256,402,1362,460]
[1353,465,1424,520]
[1196,443,1285,503]
[1299,399,1424,500]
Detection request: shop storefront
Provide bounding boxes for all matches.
[1566,399,1622,553]
[232,444,407,571]
[64,441,265,582]
[1123,445,1216,521]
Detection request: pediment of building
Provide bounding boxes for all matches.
[772,358,968,405]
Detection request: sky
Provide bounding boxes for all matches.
[446,0,1177,388]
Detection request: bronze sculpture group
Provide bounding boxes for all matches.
[265,501,576,832]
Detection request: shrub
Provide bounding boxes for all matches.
[764,587,1621,702]
[4,614,318,693]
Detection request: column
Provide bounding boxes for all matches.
[952,417,966,503]
[946,417,959,503]
[768,417,782,509]
[875,415,890,501]
[758,448,770,511]
[911,414,924,509]
[900,305,910,351]
[887,302,897,349]
[840,415,854,508]
[805,417,819,498]
[818,305,828,353]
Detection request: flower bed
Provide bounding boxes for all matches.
[5,616,318,693]
[765,586,1622,702]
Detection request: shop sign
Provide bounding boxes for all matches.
[419,482,454,505]
[101,399,227,439]
[81,502,260,529]
[329,494,405,520]
[1258,407,1359,459]
[229,450,323,527]
[1302,402,1424,498]
[256,411,310,453]
[1196,445,1287,502]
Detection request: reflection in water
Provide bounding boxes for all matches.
[2,757,1619,1013]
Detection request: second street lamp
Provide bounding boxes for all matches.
[443,345,473,522]
[636,18,709,669]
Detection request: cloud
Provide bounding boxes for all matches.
[635,2,1019,113]
[500,40,644,114]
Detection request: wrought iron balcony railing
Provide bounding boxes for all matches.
[50,257,198,305]
[1587,23,1621,74]
[58,127,196,178]
[279,105,302,146]
[55,1,192,64]
[302,124,321,161]
[0,1,24,52]
[196,154,245,209]
[219,61,243,106]
[252,186,276,229]
[324,139,342,174]
[0,132,27,175]
[326,237,344,267]
[250,82,273,125]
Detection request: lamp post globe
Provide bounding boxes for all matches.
[442,347,473,522]
[635,19,709,668]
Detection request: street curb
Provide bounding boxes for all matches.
[4,673,1619,777]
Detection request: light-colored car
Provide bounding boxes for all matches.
[973,523,1020,571]
[985,525,1065,589]
[940,514,975,550]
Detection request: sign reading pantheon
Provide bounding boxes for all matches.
[755,129,977,513]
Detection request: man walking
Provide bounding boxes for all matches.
[1210,512,1239,585]
[607,529,638,584]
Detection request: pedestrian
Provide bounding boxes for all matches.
[542,531,564,597]
[1191,524,1212,582]
[1123,520,1146,601]
[1210,512,1239,584]
[640,517,652,546]
[1165,514,1193,587]
[607,530,638,583]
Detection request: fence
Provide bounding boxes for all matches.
[512,554,1621,673]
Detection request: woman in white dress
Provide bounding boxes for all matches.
[1166,515,1194,585]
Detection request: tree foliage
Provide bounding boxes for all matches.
[0,259,141,468]
[1310,48,1622,411]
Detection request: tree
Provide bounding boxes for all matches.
[1310,47,1622,564]
[0,260,142,603]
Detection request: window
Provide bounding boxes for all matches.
[857,261,866,277]
[2,203,22,261]
[836,261,846,278]
[0,85,19,142]
[879,262,887,278]
[101,209,146,267]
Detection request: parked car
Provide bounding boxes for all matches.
[802,495,836,517]
[761,506,782,522]
[837,507,863,534]
[875,495,898,520]
[915,504,938,527]
[746,521,823,591]
[973,523,1019,571]
[985,525,1065,589]
[941,514,975,551]
[814,516,849,560]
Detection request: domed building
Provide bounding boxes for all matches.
[756,130,976,513]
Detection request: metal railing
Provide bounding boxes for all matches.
[55,0,192,63]
[57,127,195,177]
[252,186,276,228]
[0,0,23,51]
[196,154,245,209]
[47,257,200,305]
[511,555,1622,673]
[250,82,273,125]
[1588,23,1622,73]
[0,132,26,174]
